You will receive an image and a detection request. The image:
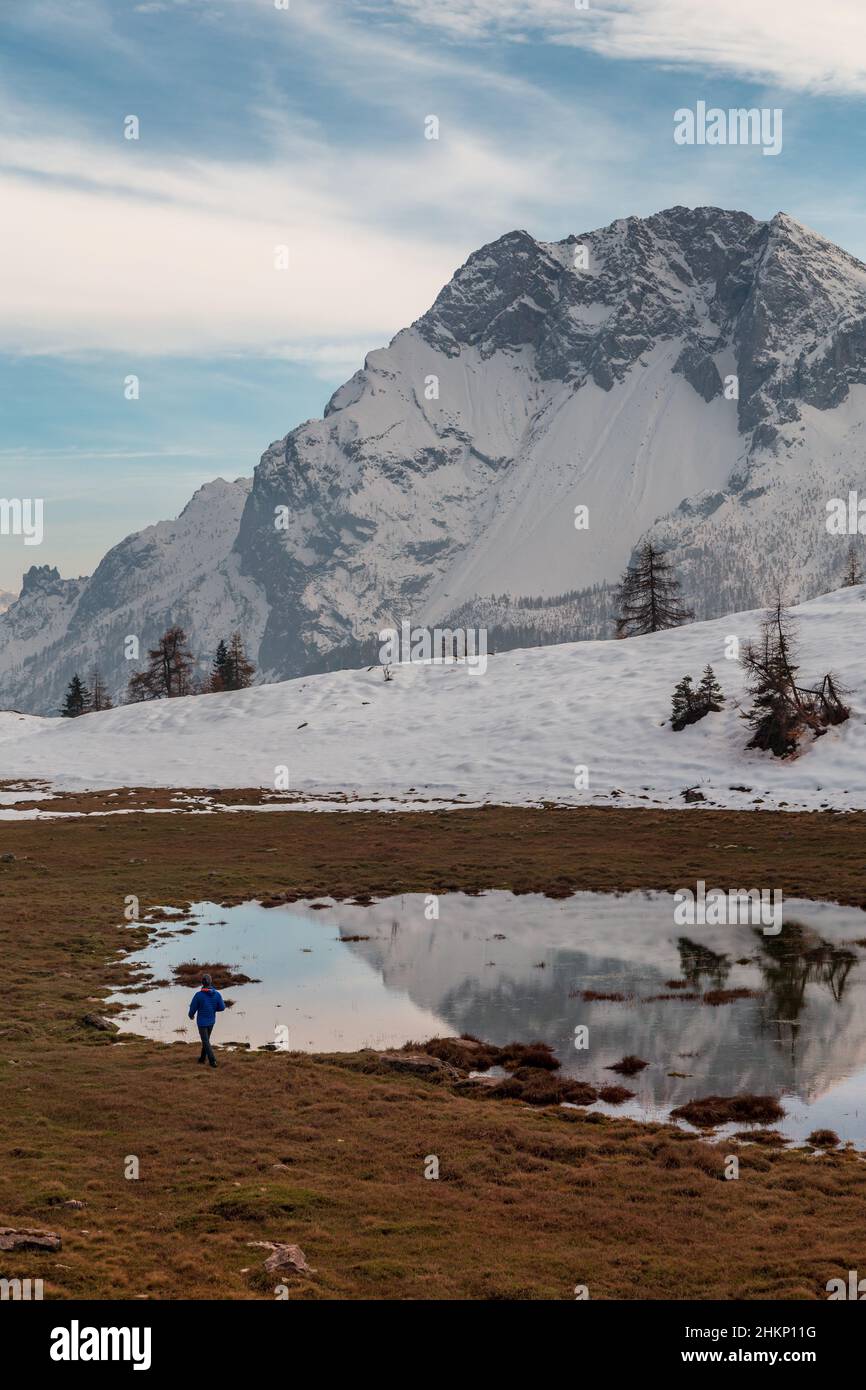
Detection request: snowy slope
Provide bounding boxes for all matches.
[0,586,863,812]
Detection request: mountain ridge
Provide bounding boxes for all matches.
[2,204,865,713]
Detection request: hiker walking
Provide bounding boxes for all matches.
[188,972,225,1068]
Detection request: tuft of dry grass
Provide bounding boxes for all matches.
[671,1095,784,1127]
[597,1085,634,1104]
[807,1129,840,1149]
[411,1037,560,1073]
[482,1071,599,1106]
[172,961,257,988]
[608,1055,649,1076]
[733,1129,789,1147]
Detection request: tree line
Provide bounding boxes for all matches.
[60,627,255,717]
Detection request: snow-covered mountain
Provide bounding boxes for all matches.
[0,479,259,713]
[0,585,863,811]
[3,205,866,713]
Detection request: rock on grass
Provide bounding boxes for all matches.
[248,1241,315,1275]
[0,1227,61,1252]
[82,1013,118,1033]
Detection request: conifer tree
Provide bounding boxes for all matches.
[614,542,693,638]
[61,674,90,718]
[224,631,255,691]
[88,669,113,711]
[741,597,803,756]
[842,541,863,587]
[698,665,724,712]
[210,639,230,692]
[670,675,696,730]
[670,666,725,731]
[126,626,196,701]
[743,596,850,756]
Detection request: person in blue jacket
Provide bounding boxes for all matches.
[188,973,225,1068]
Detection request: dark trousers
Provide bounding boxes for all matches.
[198,1025,215,1064]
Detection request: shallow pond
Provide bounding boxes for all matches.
[109,890,866,1144]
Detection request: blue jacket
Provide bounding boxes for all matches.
[188,987,226,1028]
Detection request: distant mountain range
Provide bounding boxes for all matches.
[2,204,865,714]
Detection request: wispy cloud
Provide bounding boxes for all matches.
[0,97,618,357]
[384,0,866,95]
[0,126,459,356]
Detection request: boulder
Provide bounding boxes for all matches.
[0,1227,61,1252]
[371,1051,461,1081]
[82,1013,118,1032]
[248,1241,315,1275]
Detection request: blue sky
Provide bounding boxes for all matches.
[2,0,866,591]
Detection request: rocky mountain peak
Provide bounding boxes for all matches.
[3,205,866,715]
[21,564,64,597]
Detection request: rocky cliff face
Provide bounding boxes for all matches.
[233,206,866,682]
[3,206,865,712]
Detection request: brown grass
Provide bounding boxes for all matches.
[1,804,865,1300]
[733,1130,789,1147]
[807,1130,840,1149]
[412,1037,560,1074]
[671,1095,785,1127]
[608,1055,649,1076]
[482,1071,599,1106]
[597,1085,635,1104]
[172,962,257,988]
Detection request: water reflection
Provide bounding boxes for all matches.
[109,891,866,1143]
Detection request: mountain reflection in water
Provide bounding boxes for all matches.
[110,891,866,1143]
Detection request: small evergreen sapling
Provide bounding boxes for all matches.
[698,665,724,712]
[670,675,696,730]
[670,666,725,731]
